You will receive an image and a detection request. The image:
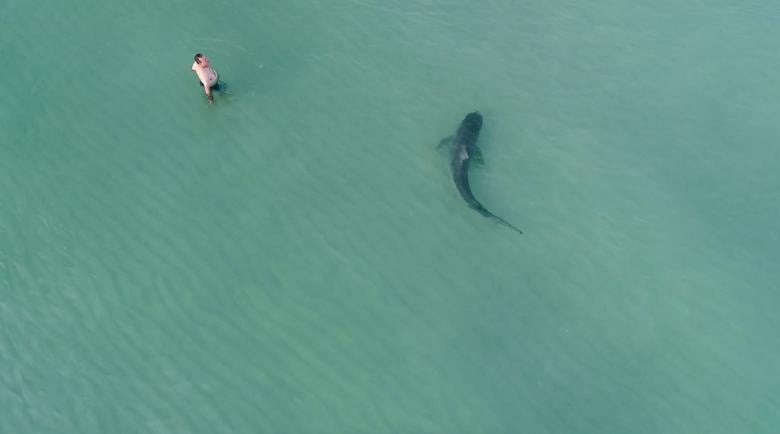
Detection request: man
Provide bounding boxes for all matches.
[191,53,220,104]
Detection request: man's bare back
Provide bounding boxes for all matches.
[192,53,219,104]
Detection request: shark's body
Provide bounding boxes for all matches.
[440,112,522,234]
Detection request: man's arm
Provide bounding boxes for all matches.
[202,79,213,103]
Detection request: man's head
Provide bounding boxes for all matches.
[194,53,208,65]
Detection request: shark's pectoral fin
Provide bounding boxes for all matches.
[469,146,485,165]
[469,148,485,164]
[437,136,454,149]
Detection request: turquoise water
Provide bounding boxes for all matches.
[2,0,780,432]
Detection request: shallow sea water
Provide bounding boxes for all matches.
[2,0,779,432]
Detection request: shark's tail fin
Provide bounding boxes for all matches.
[492,215,523,234]
[470,202,523,234]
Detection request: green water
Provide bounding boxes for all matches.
[2,0,779,432]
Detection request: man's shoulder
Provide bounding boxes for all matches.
[191,62,199,71]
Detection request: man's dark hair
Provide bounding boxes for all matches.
[194,53,204,63]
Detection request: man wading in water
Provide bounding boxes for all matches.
[191,53,220,104]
